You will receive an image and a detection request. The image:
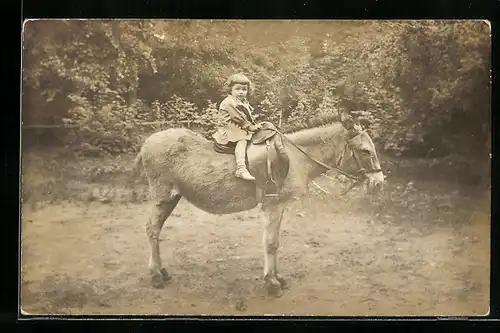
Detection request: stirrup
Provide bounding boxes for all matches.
[263,179,279,197]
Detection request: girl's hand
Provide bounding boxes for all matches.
[253,123,262,131]
[248,124,261,132]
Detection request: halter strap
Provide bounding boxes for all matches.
[273,129,359,180]
[350,147,383,175]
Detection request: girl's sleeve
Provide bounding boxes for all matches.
[220,99,252,129]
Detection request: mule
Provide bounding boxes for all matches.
[132,110,385,297]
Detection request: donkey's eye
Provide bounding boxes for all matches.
[360,149,371,155]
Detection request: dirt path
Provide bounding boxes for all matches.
[20,166,490,316]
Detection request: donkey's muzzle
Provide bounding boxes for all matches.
[365,171,385,194]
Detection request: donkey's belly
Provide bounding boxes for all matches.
[177,178,259,215]
[186,196,259,215]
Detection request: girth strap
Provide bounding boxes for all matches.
[263,139,279,197]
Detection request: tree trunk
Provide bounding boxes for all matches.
[279,85,297,127]
[127,64,138,106]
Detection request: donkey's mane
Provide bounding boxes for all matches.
[281,114,340,134]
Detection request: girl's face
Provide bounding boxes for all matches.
[231,83,248,100]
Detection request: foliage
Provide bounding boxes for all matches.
[62,90,144,155]
[23,20,490,166]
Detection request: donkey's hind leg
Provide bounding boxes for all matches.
[146,194,181,289]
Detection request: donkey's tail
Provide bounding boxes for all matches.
[131,151,143,180]
[127,151,144,202]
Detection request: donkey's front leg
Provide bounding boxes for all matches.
[260,201,288,297]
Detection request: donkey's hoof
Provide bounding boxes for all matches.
[160,268,172,282]
[276,274,289,290]
[266,280,284,298]
[151,274,166,289]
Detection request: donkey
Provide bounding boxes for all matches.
[132,110,385,297]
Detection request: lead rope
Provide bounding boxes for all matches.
[272,129,364,196]
[273,129,359,180]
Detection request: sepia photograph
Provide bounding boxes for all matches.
[20,19,491,316]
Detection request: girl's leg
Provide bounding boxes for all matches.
[234,140,255,180]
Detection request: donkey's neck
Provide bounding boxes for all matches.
[285,123,348,180]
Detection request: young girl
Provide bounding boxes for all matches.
[213,73,261,181]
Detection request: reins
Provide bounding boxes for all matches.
[272,129,357,179]
[271,127,381,195]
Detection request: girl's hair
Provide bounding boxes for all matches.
[224,73,254,96]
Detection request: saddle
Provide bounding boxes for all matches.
[213,122,289,198]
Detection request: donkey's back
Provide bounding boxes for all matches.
[134,127,261,213]
[137,127,216,171]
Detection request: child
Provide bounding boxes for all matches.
[213,73,261,181]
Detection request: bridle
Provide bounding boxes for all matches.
[334,132,384,194]
[343,131,384,176]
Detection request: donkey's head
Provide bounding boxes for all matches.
[338,110,385,194]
